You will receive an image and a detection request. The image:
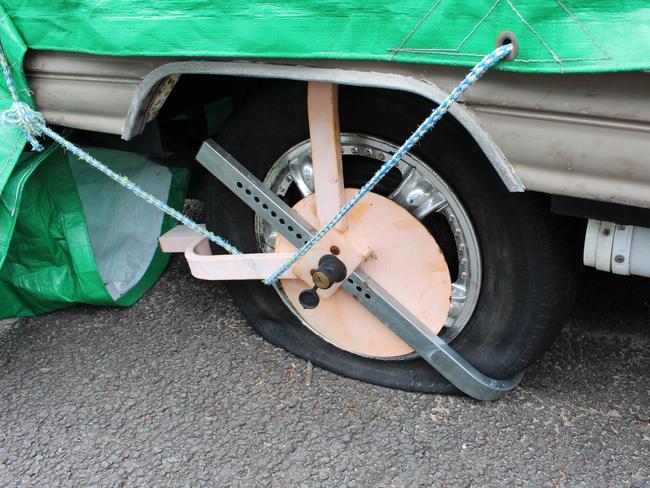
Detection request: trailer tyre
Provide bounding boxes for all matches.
[205,83,579,394]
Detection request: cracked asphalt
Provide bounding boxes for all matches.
[1,250,649,486]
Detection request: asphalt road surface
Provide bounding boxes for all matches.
[1,255,648,486]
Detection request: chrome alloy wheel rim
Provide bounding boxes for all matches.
[255,133,482,358]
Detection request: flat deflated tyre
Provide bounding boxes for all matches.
[205,83,579,394]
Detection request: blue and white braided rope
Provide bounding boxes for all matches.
[263,43,513,284]
[0,46,241,256]
[0,42,511,284]
[0,49,44,152]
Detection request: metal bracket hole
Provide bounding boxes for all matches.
[496,30,519,60]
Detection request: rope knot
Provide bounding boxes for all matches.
[1,101,45,151]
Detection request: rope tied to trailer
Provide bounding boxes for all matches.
[263,43,513,284]
[1,100,45,151]
[0,47,241,256]
[0,43,512,284]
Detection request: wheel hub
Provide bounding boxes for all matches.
[257,134,482,357]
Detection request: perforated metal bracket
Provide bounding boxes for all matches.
[196,140,523,400]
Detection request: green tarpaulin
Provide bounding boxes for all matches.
[4,1,650,74]
[0,1,649,317]
[0,144,189,318]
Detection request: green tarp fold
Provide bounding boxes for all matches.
[0,7,29,198]
[0,144,188,318]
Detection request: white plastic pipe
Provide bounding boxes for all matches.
[584,220,650,278]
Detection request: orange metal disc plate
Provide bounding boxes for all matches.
[276,189,451,358]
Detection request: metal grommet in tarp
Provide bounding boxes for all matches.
[496,31,519,60]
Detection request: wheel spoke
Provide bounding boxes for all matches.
[307,82,347,231]
[288,156,314,197]
[389,168,448,219]
[261,228,279,252]
[443,282,467,327]
[448,282,467,317]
